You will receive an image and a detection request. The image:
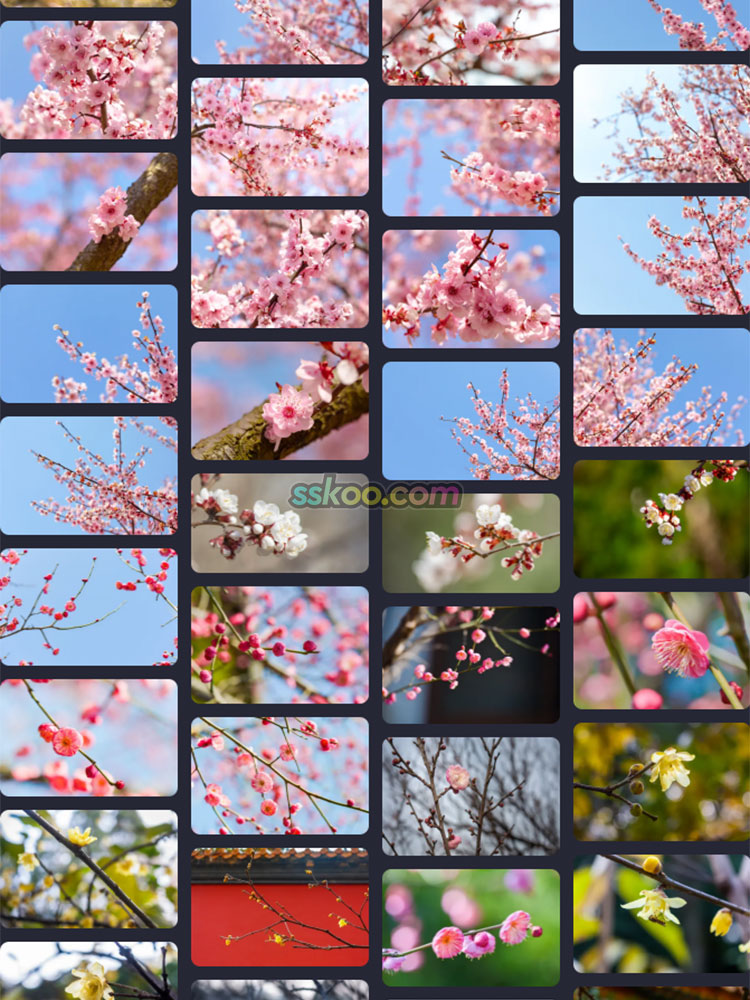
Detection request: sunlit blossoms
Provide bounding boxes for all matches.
[88,187,140,244]
[621,888,687,925]
[52,292,177,404]
[382,0,560,86]
[651,620,711,678]
[573,329,747,447]
[649,747,696,791]
[444,369,560,480]
[645,0,750,50]
[499,909,531,944]
[621,196,749,315]
[383,231,559,347]
[66,964,114,1000]
[0,21,177,140]
[192,210,369,330]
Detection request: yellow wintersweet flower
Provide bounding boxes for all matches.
[42,875,55,889]
[68,827,97,847]
[641,856,662,874]
[80,917,94,928]
[649,747,695,791]
[337,918,348,928]
[710,908,733,937]
[738,940,750,953]
[18,852,39,872]
[65,963,114,1000]
[224,939,232,946]
[621,888,687,925]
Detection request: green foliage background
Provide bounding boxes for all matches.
[574,855,748,974]
[573,723,750,841]
[382,868,559,986]
[573,461,749,578]
[382,495,560,593]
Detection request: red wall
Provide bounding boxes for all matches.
[192,882,369,967]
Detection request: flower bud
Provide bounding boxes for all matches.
[630,803,642,817]
[642,856,662,874]
[629,779,644,795]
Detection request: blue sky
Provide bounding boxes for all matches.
[383,361,559,479]
[574,0,750,49]
[0,285,177,402]
[0,679,177,796]
[574,65,687,180]
[191,0,367,62]
[191,715,369,835]
[0,547,177,666]
[0,417,177,535]
[382,100,559,217]
[574,197,750,314]
[0,154,178,271]
[576,327,750,440]
[383,229,560,348]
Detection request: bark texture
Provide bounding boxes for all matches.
[192,381,369,460]
[67,152,178,272]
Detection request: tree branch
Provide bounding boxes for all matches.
[22,810,159,929]
[66,152,177,272]
[192,380,368,460]
[604,854,750,916]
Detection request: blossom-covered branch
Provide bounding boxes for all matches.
[67,153,178,272]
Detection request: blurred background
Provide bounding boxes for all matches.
[1,809,177,929]
[573,722,750,841]
[382,867,559,986]
[383,605,559,723]
[573,461,749,578]
[382,492,559,593]
[574,854,749,973]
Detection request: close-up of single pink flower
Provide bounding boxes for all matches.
[51,727,83,757]
[262,384,315,447]
[463,930,496,958]
[446,764,471,790]
[499,909,531,944]
[431,925,465,959]
[651,619,711,678]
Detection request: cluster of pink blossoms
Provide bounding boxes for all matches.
[191,210,368,329]
[52,292,177,404]
[262,342,369,448]
[88,186,140,244]
[620,196,749,315]
[220,0,367,64]
[193,486,308,561]
[383,231,559,347]
[645,0,750,50]
[573,329,747,447]
[0,21,177,140]
[383,911,542,972]
[640,459,740,544]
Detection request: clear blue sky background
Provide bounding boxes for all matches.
[382,100,560,217]
[0,285,177,402]
[0,417,177,535]
[0,679,177,796]
[383,361,560,479]
[574,196,750,314]
[383,229,560,348]
[576,327,750,439]
[0,22,176,105]
[191,0,367,62]
[575,0,750,49]
[574,65,687,180]
[0,547,177,666]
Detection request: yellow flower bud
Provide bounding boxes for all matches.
[642,856,662,874]
[710,908,733,937]
[224,939,231,946]
[629,780,644,795]
[630,803,642,817]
